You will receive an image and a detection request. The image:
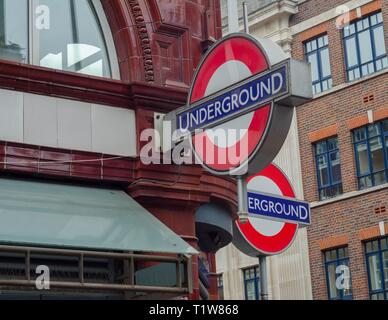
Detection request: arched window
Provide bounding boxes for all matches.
[0,0,116,78]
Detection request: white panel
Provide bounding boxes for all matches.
[57,99,92,151]
[0,89,23,143]
[24,93,58,147]
[91,105,136,157]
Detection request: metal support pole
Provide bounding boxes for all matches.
[242,2,249,34]
[227,0,239,33]
[237,175,249,224]
[259,255,269,300]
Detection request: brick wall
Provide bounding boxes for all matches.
[291,0,360,26]
[308,191,388,300]
[293,0,388,299]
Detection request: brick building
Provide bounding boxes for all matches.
[292,0,388,300]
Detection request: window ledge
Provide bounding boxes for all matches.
[311,182,388,208]
[311,68,388,100]
[0,60,187,111]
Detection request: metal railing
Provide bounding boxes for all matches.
[0,245,193,297]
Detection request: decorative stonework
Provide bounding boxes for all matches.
[128,0,154,82]
[222,0,299,55]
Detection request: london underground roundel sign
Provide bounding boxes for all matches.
[165,33,312,176]
[233,164,299,256]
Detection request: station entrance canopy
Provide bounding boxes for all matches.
[0,178,196,298]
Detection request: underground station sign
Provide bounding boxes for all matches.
[164,33,312,257]
[165,33,312,176]
[234,164,311,257]
[247,191,310,226]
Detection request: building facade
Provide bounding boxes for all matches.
[216,0,313,300]
[0,0,237,300]
[292,0,388,300]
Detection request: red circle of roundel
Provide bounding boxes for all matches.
[189,36,272,173]
[236,164,298,255]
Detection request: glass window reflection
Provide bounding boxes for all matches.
[0,0,28,63]
[344,12,387,81]
[0,0,112,78]
[314,137,343,201]
[305,34,333,95]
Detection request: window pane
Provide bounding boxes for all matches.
[317,36,324,48]
[371,14,378,26]
[368,124,380,137]
[327,263,340,299]
[371,293,385,300]
[0,0,28,63]
[308,53,319,82]
[383,251,388,289]
[374,171,386,186]
[354,128,366,142]
[382,238,388,250]
[37,0,111,78]
[373,26,387,58]
[325,251,332,261]
[328,138,338,151]
[341,260,352,297]
[316,141,327,155]
[318,155,330,186]
[358,30,373,64]
[370,137,385,172]
[382,121,388,134]
[345,37,358,68]
[306,41,312,53]
[376,12,383,24]
[320,48,331,78]
[338,248,345,259]
[357,20,364,31]
[311,39,317,51]
[324,35,329,46]
[368,254,383,291]
[363,18,369,29]
[359,176,373,190]
[330,151,342,184]
[245,280,256,300]
[331,184,343,198]
[356,143,370,175]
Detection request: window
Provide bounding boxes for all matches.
[305,34,332,95]
[243,266,260,300]
[0,0,113,78]
[353,120,388,190]
[365,237,388,300]
[314,137,343,200]
[344,11,387,81]
[217,274,224,300]
[324,247,353,300]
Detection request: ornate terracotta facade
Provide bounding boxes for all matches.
[0,0,233,299]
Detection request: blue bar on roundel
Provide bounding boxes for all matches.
[247,191,311,226]
[177,65,288,133]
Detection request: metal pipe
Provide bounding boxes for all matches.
[237,176,249,224]
[25,251,30,281]
[227,0,239,33]
[259,256,269,300]
[176,256,182,288]
[0,280,189,294]
[0,245,183,263]
[243,2,249,34]
[79,253,84,284]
